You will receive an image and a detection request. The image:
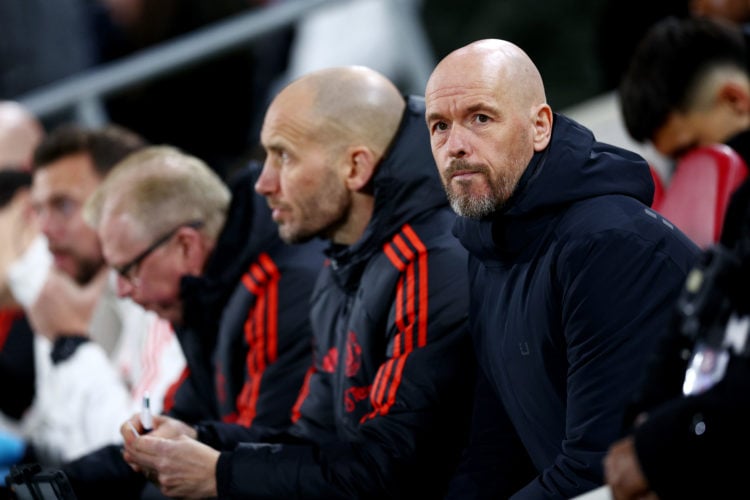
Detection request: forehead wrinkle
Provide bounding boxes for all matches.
[428,40,546,113]
[262,88,321,151]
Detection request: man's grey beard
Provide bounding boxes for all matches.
[447,191,498,219]
[441,157,525,219]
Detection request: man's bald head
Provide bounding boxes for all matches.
[274,66,406,157]
[426,39,547,114]
[258,66,407,245]
[0,101,43,170]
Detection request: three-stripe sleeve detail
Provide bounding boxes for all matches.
[236,253,280,427]
[362,224,429,422]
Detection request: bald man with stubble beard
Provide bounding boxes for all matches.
[425,39,701,499]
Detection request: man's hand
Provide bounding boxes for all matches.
[122,433,220,498]
[121,413,197,443]
[27,267,107,339]
[604,436,659,500]
[0,188,38,308]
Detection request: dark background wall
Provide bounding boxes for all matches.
[421,0,689,109]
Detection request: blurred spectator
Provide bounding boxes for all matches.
[0,102,42,437]
[619,16,750,164]
[4,125,185,467]
[0,171,36,427]
[0,101,43,306]
[0,102,44,171]
[61,148,324,500]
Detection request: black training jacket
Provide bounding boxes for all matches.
[215,96,476,499]
[62,164,325,500]
[169,162,326,442]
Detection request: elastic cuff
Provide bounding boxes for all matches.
[50,336,89,364]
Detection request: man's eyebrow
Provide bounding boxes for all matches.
[465,102,498,115]
[48,193,76,207]
[425,110,445,123]
[426,103,499,123]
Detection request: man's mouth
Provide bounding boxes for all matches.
[268,203,289,222]
[450,169,481,181]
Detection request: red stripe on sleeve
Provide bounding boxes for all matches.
[290,364,315,423]
[259,253,280,362]
[393,275,405,356]
[382,354,410,416]
[360,224,430,422]
[403,225,428,347]
[392,234,415,261]
[374,358,395,407]
[242,272,260,294]
[383,243,405,271]
[235,254,281,427]
[405,260,416,352]
[162,366,190,414]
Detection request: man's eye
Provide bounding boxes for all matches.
[276,150,290,164]
[53,198,78,216]
[476,114,489,123]
[433,122,448,132]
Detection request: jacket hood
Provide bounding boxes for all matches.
[506,114,653,217]
[327,95,447,269]
[453,114,654,258]
[181,162,279,334]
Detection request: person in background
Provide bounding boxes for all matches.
[9,125,185,466]
[64,146,324,500]
[619,16,750,164]
[116,65,474,499]
[0,101,42,310]
[0,102,43,473]
[0,101,44,171]
[604,174,750,499]
[424,38,700,498]
[0,170,38,481]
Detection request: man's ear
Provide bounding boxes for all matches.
[532,103,553,152]
[345,147,378,191]
[175,226,208,275]
[719,81,750,114]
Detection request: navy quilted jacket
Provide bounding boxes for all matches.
[215,96,475,499]
[449,114,700,499]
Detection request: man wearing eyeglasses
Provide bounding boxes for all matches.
[106,67,475,500]
[59,146,325,499]
[5,124,186,467]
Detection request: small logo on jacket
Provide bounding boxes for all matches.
[519,341,530,356]
[344,385,371,412]
[322,347,338,373]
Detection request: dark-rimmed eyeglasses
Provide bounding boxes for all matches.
[114,220,204,284]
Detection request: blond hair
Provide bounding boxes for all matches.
[84,146,230,242]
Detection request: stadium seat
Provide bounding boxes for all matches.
[649,165,666,209]
[653,144,748,248]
